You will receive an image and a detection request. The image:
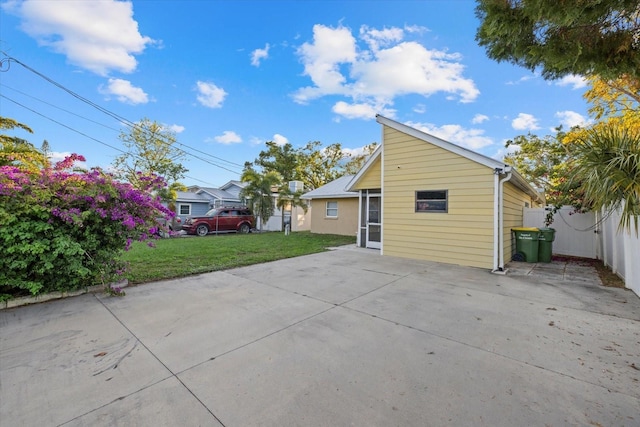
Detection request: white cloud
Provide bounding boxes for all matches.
[331,101,396,120]
[3,0,155,75]
[342,145,377,158]
[99,78,148,104]
[359,25,404,51]
[413,104,426,114]
[512,113,540,131]
[212,131,242,145]
[166,124,185,134]
[195,81,227,108]
[293,24,478,119]
[406,121,494,150]
[249,136,264,146]
[332,101,378,120]
[272,134,289,146]
[471,114,489,124]
[506,73,538,85]
[555,75,588,89]
[492,142,521,161]
[555,110,590,128]
[251,43,270,66]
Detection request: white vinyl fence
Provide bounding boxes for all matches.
[598,206,639,297]
[524,206,639,297]
[523,207,597,259]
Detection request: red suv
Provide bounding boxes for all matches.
[182,207,255,236]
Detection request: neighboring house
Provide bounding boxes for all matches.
[187,180,247,208]
[167,180,248,223]
[301,175,359,236]
[259,181,311,232]
[343,115,544,272]
[173,191,211,221]
[179,180,310,232]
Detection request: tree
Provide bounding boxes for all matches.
[0,116,48,171]
[570,124,640,233]
[503,128,589,225]
[255,141,299,183]
[112,118,188,202]
[239,166,281,232]
[295,141,344,190]
[475,0,640,80]
[503,75,640,229]
[584,75,640,118]
[504,130,570,191]
[343,143,378,175]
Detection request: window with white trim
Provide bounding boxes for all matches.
[416,190,448,213]
[179,204,191,215]
[326,201,338,218]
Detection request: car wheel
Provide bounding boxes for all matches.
[239,223,250,234]
[196,224,209,236]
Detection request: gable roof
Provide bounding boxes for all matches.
[345,144,381,192]
[175,191,211,203]
[348,115,543,203]
[196,187,239,200]
[301,175,358,199]
[220,180,246,190]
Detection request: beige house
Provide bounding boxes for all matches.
[301,175,359,236]
[345,115,544,271]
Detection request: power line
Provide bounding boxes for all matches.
[1,94,127,154]
[1,52,245,173]
[0,94,219,187]
[1,83,122,133]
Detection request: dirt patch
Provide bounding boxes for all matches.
[552,255,626,288]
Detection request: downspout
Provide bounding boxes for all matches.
[498,166,513,271]
[492,169,500,272]
[357,190,363,247]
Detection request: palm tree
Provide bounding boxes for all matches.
[0,116,48,171]
[571,124,640,234]
[275,184,308,231]
[239,168,281,232]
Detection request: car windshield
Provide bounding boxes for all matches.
[204,208,220,217]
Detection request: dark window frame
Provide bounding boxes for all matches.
[415,190,448,213]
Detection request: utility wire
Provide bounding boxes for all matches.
[2,94,126,154]
[1,53,244,172]
[0,77,243,171]
[1,94,218,187]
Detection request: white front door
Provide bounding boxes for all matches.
[366,194,381,249]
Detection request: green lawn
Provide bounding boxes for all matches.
[122,231,356,284]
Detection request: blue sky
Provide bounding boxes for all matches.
[1,0,591,188]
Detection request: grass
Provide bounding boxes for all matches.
[121,231,356,284]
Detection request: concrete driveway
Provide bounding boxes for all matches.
[1,246,639,426]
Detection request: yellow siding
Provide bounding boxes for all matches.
[382,126,495,269]
[309,198,359,236]
[502,181,534,261]
[352,156,381,190]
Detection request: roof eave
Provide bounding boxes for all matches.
[345,146,382,192]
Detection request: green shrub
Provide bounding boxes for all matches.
[0,154,172,296]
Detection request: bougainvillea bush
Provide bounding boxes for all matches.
[0,154,173,297]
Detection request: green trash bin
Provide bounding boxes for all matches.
[538,227,556,263]
[512,227,540,263]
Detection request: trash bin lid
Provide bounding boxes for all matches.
[511,227,539,231]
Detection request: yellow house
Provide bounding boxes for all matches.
[301,175,360,236]
[346,115,544,272]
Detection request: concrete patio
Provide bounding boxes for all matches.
[1,246,638,426]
